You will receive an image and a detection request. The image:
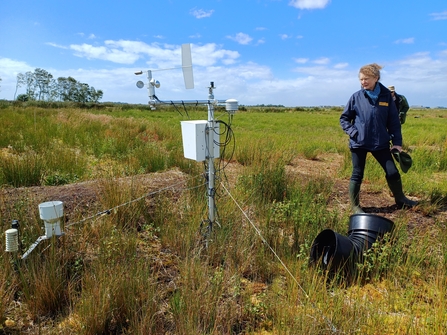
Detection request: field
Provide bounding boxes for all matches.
[1,102,447,334]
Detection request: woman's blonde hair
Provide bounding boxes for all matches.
[359,63,383,80]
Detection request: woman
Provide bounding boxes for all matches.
[340,63,417,213]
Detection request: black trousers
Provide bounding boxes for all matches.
[350,148,400,184]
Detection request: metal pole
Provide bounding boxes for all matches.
[206,83,216,240]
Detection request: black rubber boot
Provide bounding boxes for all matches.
[349,181,365,214]
[386,178,418,209]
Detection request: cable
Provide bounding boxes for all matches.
[214,119,235,172]
[169,100,184,117]
[181,101,190,119]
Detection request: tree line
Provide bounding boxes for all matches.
[15,68,103,103]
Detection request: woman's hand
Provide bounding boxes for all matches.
[390,145,402,152]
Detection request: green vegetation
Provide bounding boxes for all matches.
[1,103,447,334]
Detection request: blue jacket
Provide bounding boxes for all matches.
[340,83,402,151]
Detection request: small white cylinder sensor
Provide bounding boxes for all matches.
[5,228,19,252]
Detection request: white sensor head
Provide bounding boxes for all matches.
[39,201,64,238]
[225,99,238,114]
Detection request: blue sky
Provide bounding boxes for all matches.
[1,0,446,107]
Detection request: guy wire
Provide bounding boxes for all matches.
[220,181,340,334]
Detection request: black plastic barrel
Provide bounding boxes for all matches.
[309,214,394,273]
[309,229,355,271]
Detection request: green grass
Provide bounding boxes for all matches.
[1,104,447,334]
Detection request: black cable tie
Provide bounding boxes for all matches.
[98,209,111,216]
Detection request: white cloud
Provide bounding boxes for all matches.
[46,41,240,69]
[69,43,141,64]
[429,11,447,21]
[189,44,240,66]
[379,52,447,105]
[47,42,68,49]
[334,62,349,69]
[387,52,447,83]
[76,32,96,39]
[190,8,214,19]
[0,58,34,98]
[313,57,330,65]
[246,66,356,107]
[294,58,309,64]
[395,38,415,44]
[289,0,331,10]
[0,58,33,76]
[280,34,292,40]
[227,33,253,45]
